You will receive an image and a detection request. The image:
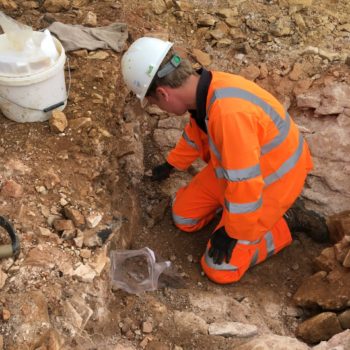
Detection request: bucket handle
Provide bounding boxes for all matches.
[43,101,65,112]
[0,216,20,259]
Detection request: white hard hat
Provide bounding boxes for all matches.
[121,37,173,102]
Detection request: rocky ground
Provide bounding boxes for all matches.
[0,0,350,349]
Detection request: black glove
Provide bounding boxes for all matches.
[208,227,237,265]
[151,162,174,181]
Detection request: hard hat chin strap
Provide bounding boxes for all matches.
[157,54,182,78]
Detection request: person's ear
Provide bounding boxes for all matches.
[156,87,169,102]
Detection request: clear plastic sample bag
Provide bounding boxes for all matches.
[110,247,171,294]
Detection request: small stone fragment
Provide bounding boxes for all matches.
[197,14,217,27]
[313,247,338,272]
[64,207,85,228]
[38,227,52,237]
[338,309,350,329]
[0,270,7,289]
[152,0,166,14]
[192,49,211,66]
[69,117,92,130]
[174,0,193,12]
[0,0,17,9]
[289,62,304,81]
[240,64,260,81]
[346,56,350,67]
[80,249,91,259]
[88,51,110,60]
[1,180,23,198]
[85,212,102,228]
[142,321,153,334]
[74,230,84,248]
[53,219,75,232]
[22,1,39,9]
[49,110,68,133]
[70,49,88,57]
[83,11,97,27]
[2,309,10,321]
[216,8,238,19]
[43,0,70,12]
[342,249,350,268]
[208,321,258,338]
[62,229,76,240]
[73,264,96,283]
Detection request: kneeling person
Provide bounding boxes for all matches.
[121,37,323,284]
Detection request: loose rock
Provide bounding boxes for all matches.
[173,311,208,335]
[53,219,75,232]
[338,309,350,330]
[142,320,153,334]
[49,110,68,133]
[64,207,85,228]
[0,0,17,9]
[43,0,70,12]
[296,312,343,343]
[152,0,166,14]
[73,263,96,283]
[1,180,23,198]
[0,271,7,290]
[192,49,211,67]
[208,321,258,338]
[197,14,217,27]
[83,11,97,27]
[235,334,309,349]
[85,212,102,228]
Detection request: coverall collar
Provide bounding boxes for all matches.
[189,68,212,133]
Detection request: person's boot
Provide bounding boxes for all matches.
[284,198,329,243]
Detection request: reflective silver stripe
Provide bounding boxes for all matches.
[262,113,291,155]
[237,238,261,245]
[205,118,222,161]
[249,249,259,267]
[204,249,238,271]
[208,136,222,161]
[225,196,262,214]
[265,231,275,258]
[207,87,290,155]
[264,132,304,186]
[172,213,199,226]
[182,131,198,150]
[215,163,261,182]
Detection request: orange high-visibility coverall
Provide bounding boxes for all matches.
[167,71,313,284]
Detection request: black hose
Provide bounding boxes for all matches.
[0,216,20,258]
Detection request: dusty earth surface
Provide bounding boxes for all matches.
[0,0,349,349]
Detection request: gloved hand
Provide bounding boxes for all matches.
[208,227,237,265]
[151,162,174,181]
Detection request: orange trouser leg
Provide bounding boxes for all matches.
[172,163,223,232]
[201,217,292,284]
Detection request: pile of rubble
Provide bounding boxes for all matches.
[293,211,350,344]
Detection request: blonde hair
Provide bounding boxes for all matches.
[146,49,194,97]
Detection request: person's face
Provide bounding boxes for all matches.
[145,86,188,116]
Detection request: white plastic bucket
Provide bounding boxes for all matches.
[0,33,67,123]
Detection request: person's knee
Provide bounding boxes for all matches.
[171,207,202,233]
[200,246,250,284]
[174,221,200,233]
[200,255,246,284]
